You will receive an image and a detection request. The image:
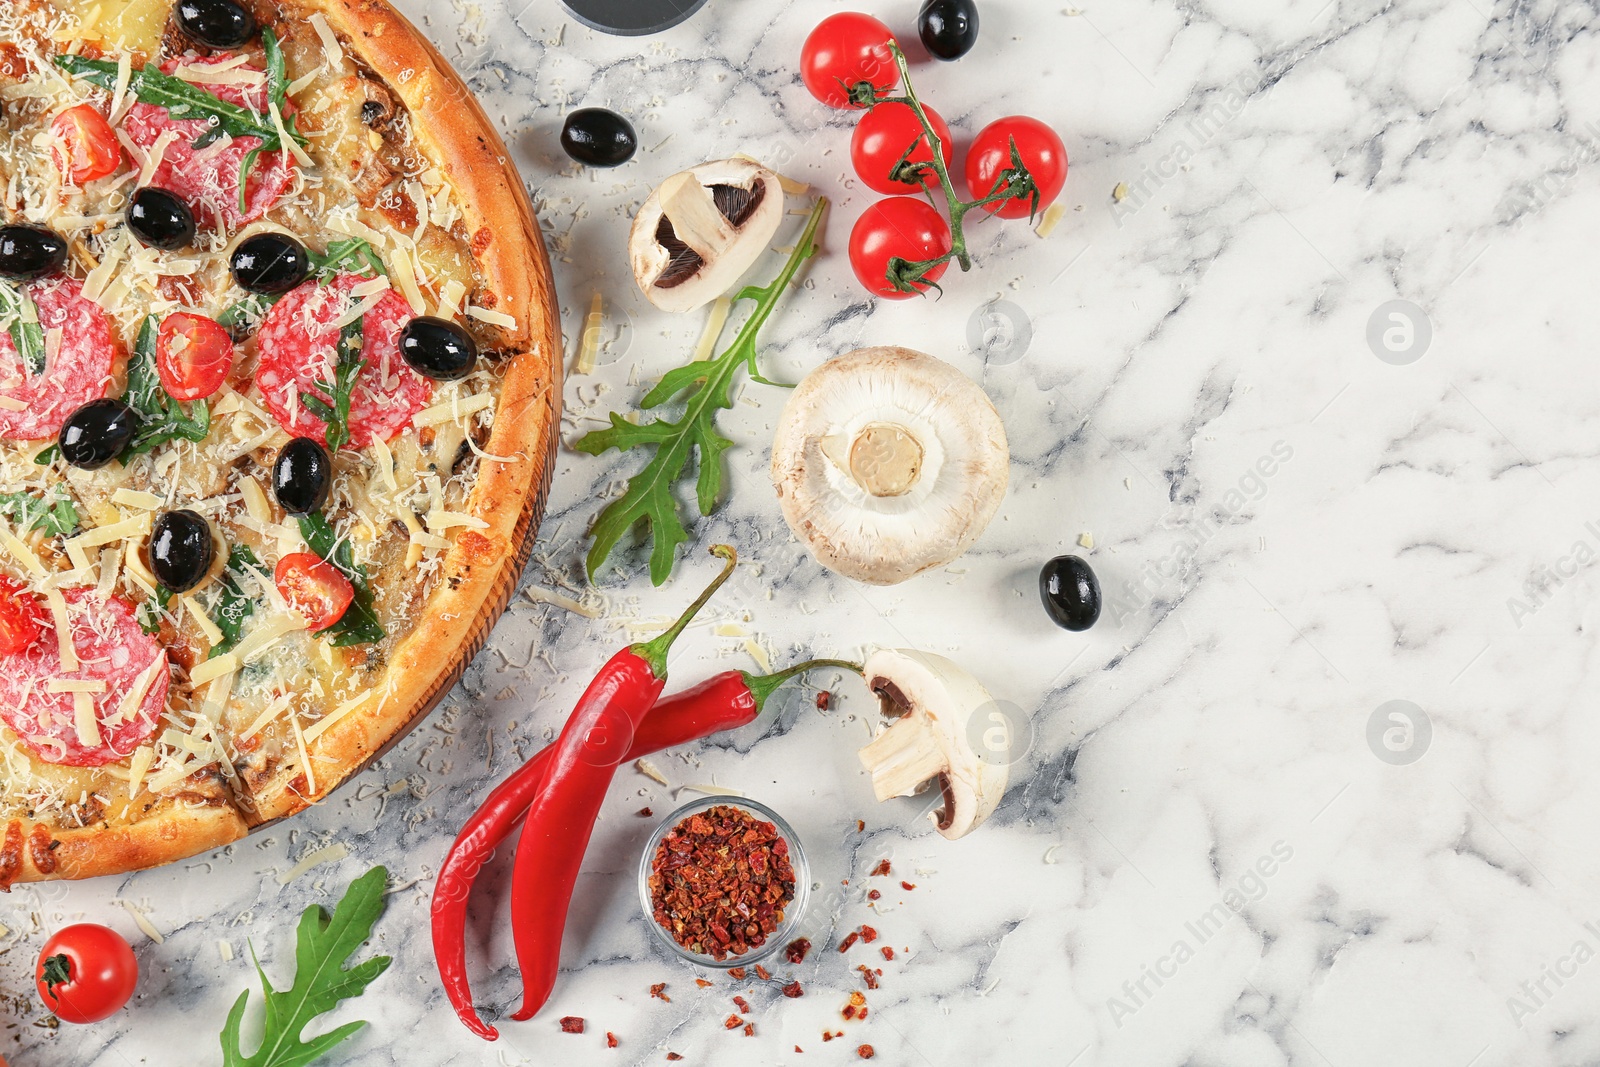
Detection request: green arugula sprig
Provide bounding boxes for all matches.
[300,319,363,453]
[309,239,386,282]
[0,280,46,378]
[220,865,392,1067]
[122,316,210,458]
[209,545,263,658]
[575,198,826,585]
[297,513,384,647]
[0,485,78,538]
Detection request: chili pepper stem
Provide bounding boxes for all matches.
[630,544,738,678]
[742,658,863,710]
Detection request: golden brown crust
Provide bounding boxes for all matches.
[0,795,247,888]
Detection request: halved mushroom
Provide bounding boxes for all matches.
[629,158,785,313]
[857,649,1009,840]
[770,346,1009,585]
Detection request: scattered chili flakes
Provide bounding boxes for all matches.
[881,946,895,961]
[648,805,797,962]
[859,925,878,943]
[858,1044,876,1059]
[817,691,832,710]
[823,1030,845,1042]
[855,818,864,832]
[870,860,891,877]
[638,807,655,817]
[666,1054,684,1062]
[754,964,772,981]
[795,1045,805,1054]
[733,996,752,1013]
[900,881,916,891]
[857,965,879,990]
[725,1014,745,1030]
[743,1023,756,1037]
[651,982,671,1001]
[782,980,804,998]
[728,967,747,980]
[695,978,713,988]
[606,1032,619,1049]
[560,1016,585,1034]
[867,889,881,901]
[785,937,812,964]
[838,931,860,953]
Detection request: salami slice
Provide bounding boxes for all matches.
[122,56,295,230]
[255,272,433,448]
[0,276,116,441]
[0,591,168,767]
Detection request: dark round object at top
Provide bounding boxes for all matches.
[918,0,981,61]
[58,398,137,470]
[149,509,216,594]
[176,0,258,49]
[561,108,638,168]
[558,0,708,36]
[272,436,332,516]
[1040,554,1101,631]
[398,316,478,381]
[229,232,311,294]
[0,224,67,281]
[127,187,196,251]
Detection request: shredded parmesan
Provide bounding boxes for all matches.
[48,679,107,694]
[72,691,100,748]
[183,596,225,646]
[111,488,161,510]
[466,304,516,328]
[277,841,348,885]
[1036,202,1067,238]
[304,690,375,743]
[128,746,154,799]
[693,297,732,361]
[43,588,77,671]
[411,391,495,428]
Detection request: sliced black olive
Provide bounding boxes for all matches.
[229,232,310,294]
[175,0,257,49]
[272,436,332,516]
[0,224,67,281]
[149,509,215,593]
[560,108,638,168]
[127,187,196,251]
[398,316,478,381]
[58,399,137,470]
[1040,554,1100,631]
[918,0,980,61]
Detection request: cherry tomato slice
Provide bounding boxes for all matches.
[851,102,954,195]
[848,197,952,300]
[0,575,42,656]
[156,312,235,401]
[50,104,122,186]
[800,13,898,109]
[965,116,1068,220]
[35,924,138,1025]
[275,552,354,631]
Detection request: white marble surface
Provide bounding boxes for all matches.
[12,0,1600,1064]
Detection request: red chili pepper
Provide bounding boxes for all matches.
[431,649,856,1038]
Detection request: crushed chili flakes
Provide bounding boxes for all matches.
[857,965,879,990]
[823,1030,845,1042]
[859,925,878,944]
[733,995,751,1013]
[560,1016,585,1034]
[695,978,714,988]
[855,818,864,832]
[667,1054,684,1062]
[867,889,881,901]
[728,967,747,980]
[838,931,860,953]
[754,964,772,981]
[648,805,797,962]
[817,691,831,710]
[870,860,891,877]
[881,946,895,961]
[650,982,671,1001]
[795,1045,804,1053]
[858,1045,876,1059]
[900,881,916,891]
[743,1023,756,1037]
[785,937,812,964]
[606,1032,619,1048]
[725,1014,745,1030]
[638,807,655,817]
[782,980,804,998]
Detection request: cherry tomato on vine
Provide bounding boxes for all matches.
[965,116,1068,220]
[848,197,952,300]
[156,312,235,401]
[50,105,121,186]
[0,575,43,656]
[800,13,898,109]
[275,553,354,631]
[35,924,138,1024]
[851,102,954,195]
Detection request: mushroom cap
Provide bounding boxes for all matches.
[857,648,1010,840]
[770,346,1009,585]
[628,158,785,313]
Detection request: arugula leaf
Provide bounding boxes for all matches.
[218,294,276,337]
[575,198,827,585]
[33,444,58,466]
[55,55,302,148]
[136,600,161,635]
[308,238,386,282]
[300,319,363,453]
[0,486,78,538]
[0,280,46,378]
[122,316,211,459]
[209,545,262,658]
[219,865,392,1067]
[296,513,384,647]
[264,26,289,116]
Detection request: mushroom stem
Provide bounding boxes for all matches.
[858,715,951,802]
[658,171,739,260]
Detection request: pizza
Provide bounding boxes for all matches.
[0,0,560,885]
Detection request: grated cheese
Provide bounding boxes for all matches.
[424,510,488,532]
[65,512,151,551]
[465,304,516,329]
[307,13,346,72]
[411,391,494,428]
[277,841,349,885]
[269,101,314,168]
[73,691,100,748]
[303,689,375,743]
[1035,203,1067,238]
[290,712,315,796]
[48,679,106,694]
[183,596,225,646]
[127,745,154,799]
[693,297,731,361]
[0,521,46,577]
[116,656,166,721]
[43,588,77,671]
[135,129,179,188]
[110,488,161,510]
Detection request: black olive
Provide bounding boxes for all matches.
[127,187,196,251]
[58,399,137,470]
[1040,555,1100,631]
[229,232,310,294]
[272,436,332,516]
[918,0,980,61]
[560,108,637,168]
[361,100,387,127]
[175,0,257,49]
[0,224,67,280]
[149,509,215,593]
[398,316,478,381]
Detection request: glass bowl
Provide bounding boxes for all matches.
[637,794,810,969]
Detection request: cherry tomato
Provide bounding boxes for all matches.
[800,13,898,109]
[50,104,122,186]
[156,312,235,401]
[275,552,354,631]
[848,197,952,300]
[851,102,954,195]
[965,116,1068,220]
[35,924,138,1024]
[0,575,43,656]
